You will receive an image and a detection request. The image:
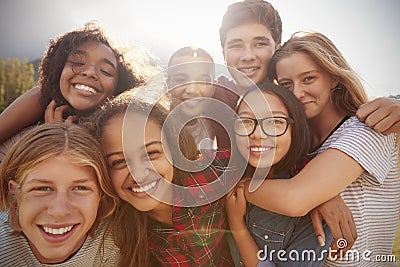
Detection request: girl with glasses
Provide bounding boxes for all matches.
[226,81,331,266]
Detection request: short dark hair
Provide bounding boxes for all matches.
[219,0,282,47]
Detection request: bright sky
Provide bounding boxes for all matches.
[0,0,399,98]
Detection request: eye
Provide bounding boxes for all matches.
[227,43,242,49]
[33,186,52,192]
[240,118,254,124]
[272,118,286,125]
[146,149,162,160]
[255,42,268,47]
[100,68,114,77]
[108,158,127,169]
[73,185,90,191]
[278,81,293,90]
[303,76,314,82]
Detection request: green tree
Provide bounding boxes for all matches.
[0,57,36,113]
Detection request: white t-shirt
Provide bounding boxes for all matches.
[0,210,120,266]
[313,117,400,267]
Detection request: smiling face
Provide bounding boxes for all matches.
[167,56,215,116]
[59,41,118,113]
[223,23,278,87]
[235,91,292,170]
[12,155,100,264]
[102,113,174,214]
[275,52,338,120]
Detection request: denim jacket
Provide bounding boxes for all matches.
[246,170,333,267]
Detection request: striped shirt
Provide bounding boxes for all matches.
[312,117,400,267]
[0,211,119,266]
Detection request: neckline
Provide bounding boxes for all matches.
[311,115,350,152]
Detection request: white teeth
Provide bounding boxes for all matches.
[75,84,96,94]
[250,147,272,152]
[239,67,258,73]
[43,225,73,235]
[131,180,157,193]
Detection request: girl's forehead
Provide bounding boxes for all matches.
[239,91,287,115]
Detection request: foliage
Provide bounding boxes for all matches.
[0,57,36,113]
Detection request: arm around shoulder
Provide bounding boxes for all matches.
[244,148,364,217]
[0,86,44,144]
[356,97,400,135]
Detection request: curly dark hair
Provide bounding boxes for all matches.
[38,21,154,112]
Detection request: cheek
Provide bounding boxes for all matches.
[155,160,174,183]
[224,51,239,66]
[103,77,118,96]
[235,135,249,159]
[109,171,125,194]
[59,68,70,97]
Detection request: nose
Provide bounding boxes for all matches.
[250,123,267,139]
[184,82,199,95]
[81,65,98,80]
[47,191,73,218]
[240,45,256,62]
[292,83,305,99]
[128,161,151,184]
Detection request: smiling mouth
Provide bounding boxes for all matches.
[42,225,74,235]
[238,67,259,74]
[130,179,159,193]
[250,146,274,152]
[74,84,97,94]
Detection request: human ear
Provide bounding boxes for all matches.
[8,180,19,193]
[330,77,340,89]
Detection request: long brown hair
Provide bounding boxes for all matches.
[85,85,198,267]
[268,31,369,115]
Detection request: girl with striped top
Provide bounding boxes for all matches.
[238,31,399,267]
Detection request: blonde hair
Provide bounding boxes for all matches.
[268,31,369,115]
[0,123,117,235]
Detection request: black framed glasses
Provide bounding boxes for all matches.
[233,116,294,137]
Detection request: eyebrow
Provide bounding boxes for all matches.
[253,36,271,42]
[106,151,123,158]
[24,178,96,185]
[238,110,289,117]
[24,178,52,185]
[74,49,117,70]
[226,36,271,45]
[145,141,162,149]
[226,38,243,46]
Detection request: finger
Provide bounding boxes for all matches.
[226,188,237,201]
[53,105,71,123]
[336,221,354,255]
[325,218,341,252]
[382,121,400,135]
[310,211,326,247]
[348,212,358,243]
[356,98,381,121]
[44,100,57,122]
[235,184,245,202]
[64,115,79,125]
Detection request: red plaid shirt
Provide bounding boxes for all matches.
[148,149,234,267]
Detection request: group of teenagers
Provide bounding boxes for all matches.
[0,0,400,266]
